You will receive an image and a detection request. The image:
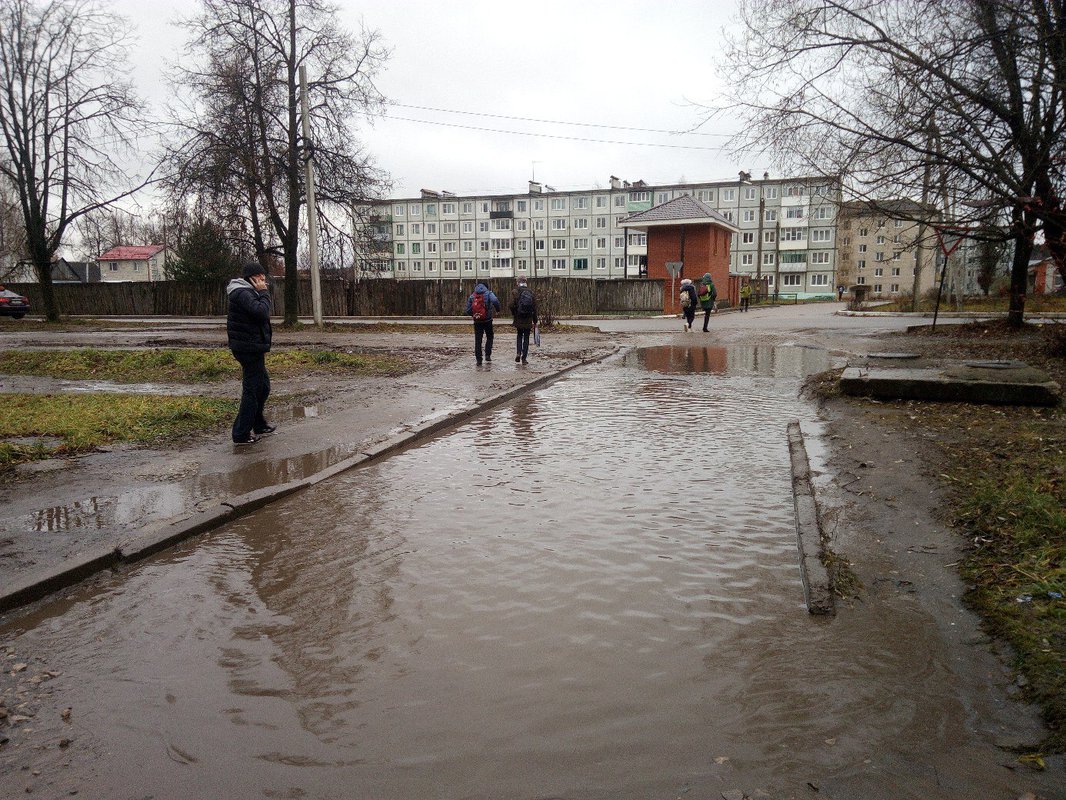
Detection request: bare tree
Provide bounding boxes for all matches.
[0,0,151,320]
[163,0,390,324]
[719,0,1066,327]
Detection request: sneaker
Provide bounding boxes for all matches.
[254,424,277,436]
[515,355,521,362]
[485,354,492,362]
[521,357,527,364]
[233,434,260,446]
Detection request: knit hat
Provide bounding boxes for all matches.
[517,276,527,285]
[242,263,266,279]
[703,272,712,281]
[680,278,692,285]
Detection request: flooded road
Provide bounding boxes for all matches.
[0,345,1055,799]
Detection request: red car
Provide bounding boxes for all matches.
[0,287,30,319]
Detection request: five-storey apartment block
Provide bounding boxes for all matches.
[358,173,842,299]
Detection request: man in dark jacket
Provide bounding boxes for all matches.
[509,277,538,364]
[227,263,274,445]
[464,282,501,365]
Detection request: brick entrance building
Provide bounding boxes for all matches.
[620,196,738,314]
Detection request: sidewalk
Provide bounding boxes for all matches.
[0,340,617,614]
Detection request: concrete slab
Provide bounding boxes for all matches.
[840,361,1061,406]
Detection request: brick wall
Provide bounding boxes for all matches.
[646,224,733,314]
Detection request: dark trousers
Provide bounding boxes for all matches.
[232,351,270,440]
[516,328,531,360]
[474,320,494,362]
[740,297,750,312]
[702,308,713,330]
[683,306,696,327]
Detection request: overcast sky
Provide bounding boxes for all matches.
[110,0,757,201]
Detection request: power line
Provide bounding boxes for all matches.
[382,115,729,151]
[389,102,729,138]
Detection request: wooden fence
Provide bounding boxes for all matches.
[9,278,664,318]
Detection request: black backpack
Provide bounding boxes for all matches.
[517,287,535,316]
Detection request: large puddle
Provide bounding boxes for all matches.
[0,345,1049,798]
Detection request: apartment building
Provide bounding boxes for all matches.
[836,200,938,298]
[360,173,842,298]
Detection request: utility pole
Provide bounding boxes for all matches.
[299,64,323,326]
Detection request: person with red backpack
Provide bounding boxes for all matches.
[464,282,501,366]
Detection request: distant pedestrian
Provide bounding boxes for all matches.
[740,282,752,312]
[837,285,845,301]
[464,282,501,365]
[679,277,698,331]
[697,272,718,331]
[226,263,274,445]
[509,277,538,364]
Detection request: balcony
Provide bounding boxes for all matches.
[490,210,513,219]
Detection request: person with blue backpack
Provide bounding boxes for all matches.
[509,277,538,364]
[464,282,502,366]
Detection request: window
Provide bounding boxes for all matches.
[781,252,807,263]
[573,218,589,229]
[877,220,885,229]
[412,260,422,271]
[409,204,421,216]
[462,221,473,233]
[516,200,527,212]
[810,273,829,286]
[426,242,438,254]
[425,204,436,216]
[698,190,712,202]
[891,283,900,292]
[595,237,607,249]
[394,205,405,217]
[858,244,867,253]
[763,253,776,265]
[875,251,884,261]
[857,276,866,285]
[551,258,567,271]
[534,220,544,231]
[859,227,869,237]
[443,242,456,253]
[614,257,625,269]
[411,223,421,235]
[551,218,567,230]
[785,207,804,219]
[765,186,778,199]
[478,221,489,232]
[480,260,489,270]
[764,231,776,243]
[462,241,473,253]
[491,219,511,231]
[444,260,457,272]
[426,223,437,234]
[764,210,777,222]
[596,196,608,208]
[462,202,473,214]
[814,207,832,220]
[657,192,669,204]
[893,234,902,243]
[722,211,734,222]
[876,235,885,244]
[516,220,528,232]
[573,257,589,270]
[742,210,756,222]
[595,217,608,229]
[573,238,589,249]
[892,252,902,261]
[722,188,736,202]
[782,228,806,241]
[479,241,489,252]
[744,187,757,200]
[517,240,528,252]
[411,243,421,254]
[786,185,804,197]
[109,261,119,271]
[783,274,802,286]
[628,233,647,246]
[811,252,831,264]
[490,239,511,251]
[874,267,884,277]
[742,232,755,244]
[394,223,405,236]
[480,202,489,213]
[551,198,567,210]
[614,236,624,248]
[857,259,866,269]
[463,260,474,271]
[741,253,754,265]
[811,229,832,242]
[614,195,625,207]
[891,267,901,276]
[629,191,650,202]
[534,200,544,211]
[442,203,456,214]
[535,240,545,251]
[443,222,456,234]
[552,238,566,250]
[574,197,589,209]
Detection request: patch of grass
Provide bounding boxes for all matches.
[877,295,1066,314]
[0,392,237,471]
[944,419,1066,751]
[0,347,411,382]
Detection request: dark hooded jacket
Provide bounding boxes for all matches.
[509,283,538,330]
[226,278,273,354]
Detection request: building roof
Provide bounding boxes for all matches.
[619,195,739,232]
[98,245,166,261]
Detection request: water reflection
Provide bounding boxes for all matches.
[632,344,830,378]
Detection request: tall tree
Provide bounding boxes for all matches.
[720,0,1066,327]
[164,0,390,324]
[0,0,150,320]
[166,219,242,282]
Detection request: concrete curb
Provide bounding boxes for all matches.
[0,346,620,616]
[786,421,835,616]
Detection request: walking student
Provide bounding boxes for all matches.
[697,272,718,331]
[679,277,698,330]
[226,263,274,445]
[509,277,538,364]
[740,281,752,312]
[464,282,502,365]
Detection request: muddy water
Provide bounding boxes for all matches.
[0,345,1051,799]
